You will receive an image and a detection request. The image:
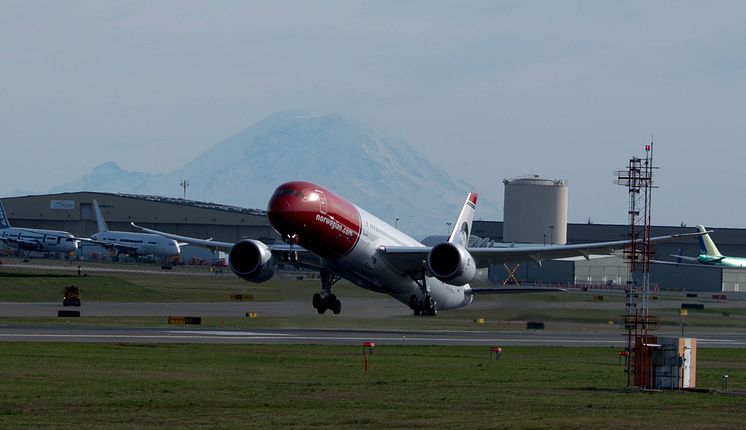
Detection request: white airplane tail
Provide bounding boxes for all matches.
[448,192,478,247]
[0,200,10,229]
[93,199,109,233]
[696,225,722,257]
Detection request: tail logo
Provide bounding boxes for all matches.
[697,236,707,254]
[457,223,469,247]
[0,203,9,229]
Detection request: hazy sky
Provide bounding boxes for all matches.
[2,1,745,228]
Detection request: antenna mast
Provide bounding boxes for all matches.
[615,140,657,387]
[180,179,190,199]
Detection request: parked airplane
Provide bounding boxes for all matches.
[133,181,704,316]
[669,225,746,268]
[0,200,78,254]
[80,199,181,259]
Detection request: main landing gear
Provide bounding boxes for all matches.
[408,277,438,316]
[312,269,342,315]
[409,294,438,316]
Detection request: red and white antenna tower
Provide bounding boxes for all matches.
[615,141,657,387]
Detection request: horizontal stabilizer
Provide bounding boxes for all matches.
[668,254,700,262]
[470,287,567,295]
[651,259,722,269]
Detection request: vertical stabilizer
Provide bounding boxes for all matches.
[93,199,109,233]
[0,200,11,229]
[696,225,722,257]
[448,192,478,247]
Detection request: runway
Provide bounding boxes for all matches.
[0,298,411,318]
[2,324,746,347]
[2,298,746,346]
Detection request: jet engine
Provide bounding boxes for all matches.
[228,240,277,283]
[427,242,476,285]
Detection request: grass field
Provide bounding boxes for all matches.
[0,264,282,302]
[1,261,746,428]
[0,343,744,429]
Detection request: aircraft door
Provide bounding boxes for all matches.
[316,190,328,215]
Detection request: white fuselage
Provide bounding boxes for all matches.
[323,206,473,311]
[91,231,180,258]
[0,227,78,253]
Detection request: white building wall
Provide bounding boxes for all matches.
[503,176,568,244]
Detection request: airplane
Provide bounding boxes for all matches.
[0,200,78,254]
[667,225,746,268]
[79,199,182,259]
[133,181,705,316]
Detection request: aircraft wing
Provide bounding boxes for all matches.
[378,231,706,274]
[131,223,323,270]
[76,237,112,247]
[131,223,234,250]
[76,237,140,254]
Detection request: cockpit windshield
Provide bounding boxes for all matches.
[303,191,319,202]
[274,188,303,198]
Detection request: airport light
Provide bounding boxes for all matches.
[362,341,375,372]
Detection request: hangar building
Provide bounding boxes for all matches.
[473,220,746,293]
[2,192,277,260]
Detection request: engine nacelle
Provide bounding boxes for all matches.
[427,242,477,285]
[228,239,277,283]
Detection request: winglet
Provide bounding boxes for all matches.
[0,200,10,230]
[448,192,478,247]
[93,199,109,233]
[696,224,722,257]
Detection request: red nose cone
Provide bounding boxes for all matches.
[267,186,297,234]
[267,193,291,216]
[266,181,362,260]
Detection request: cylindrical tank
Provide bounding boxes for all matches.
[503,176,568,244]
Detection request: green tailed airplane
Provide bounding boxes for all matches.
[674,225,746,268]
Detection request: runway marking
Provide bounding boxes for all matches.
[170,331,293,336]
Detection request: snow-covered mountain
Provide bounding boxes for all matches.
[49,161,159,195]
[51,111,501,236]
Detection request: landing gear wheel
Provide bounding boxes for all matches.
[409,295,420,316]
[417,295,437,316]
[332,299,342,314]
[314,269,343,315]
[425,295,435,313]
[312,293,322,309]
[409,295,418,309]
